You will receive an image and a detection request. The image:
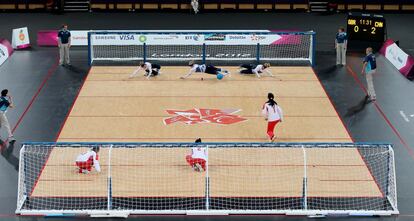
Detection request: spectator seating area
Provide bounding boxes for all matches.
[89,0,414,11]
[90,0,309,11]
[0,0,50,10]
[0,0,413,11]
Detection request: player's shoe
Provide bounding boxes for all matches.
[195,163,204,172]
[81,169,90,174]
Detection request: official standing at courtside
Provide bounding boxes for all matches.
[0,89,16,142]
[58,24,71,66]
[361,47,377,101]
[335,27,347,65]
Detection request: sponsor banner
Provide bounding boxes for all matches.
[0,39,13,67]
[38,30,89,46]
[37,30,58,46]
[204,34,282,45]
[12,27,30,49]
[38,30,306,46]
[140,34,203,45]
[380,39,414,80]
[93,33,281,46]
[91,34,142,45]
[71,30,88,45]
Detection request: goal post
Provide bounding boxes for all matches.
[87,31,316,66]
[16,142,398,217]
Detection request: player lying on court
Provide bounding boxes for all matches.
[239,63,273,78]
[180,61,230,80]
[129,62,162,79]
[185,138,207,172]
[75,146,101,174]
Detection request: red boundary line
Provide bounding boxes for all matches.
[43,164,367,167]
[345,65,414,158]
[28,67,92,197]
[28,195,383,199]
[55,68,92,141]
[311,68,354,142]
[1,58,59,150]
[356,149,385,198]
[85,79,317,82]
[344,64,412,198]
[57,137,351,140]
[312,67,386,197]
[68,115,338,118]
[79,95,328,98]
[319,179,374,182]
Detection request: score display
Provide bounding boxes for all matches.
[347,13,386,42]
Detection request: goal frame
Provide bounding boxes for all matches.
[16,142,398,217]
[87,31,316,66]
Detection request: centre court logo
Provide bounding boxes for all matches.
[164,108,247,125]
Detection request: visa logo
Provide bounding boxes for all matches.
[119,35,135,40]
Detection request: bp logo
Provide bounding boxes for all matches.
[139,35,147,43]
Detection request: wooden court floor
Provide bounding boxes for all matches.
[31,147,382,198]
[56,66,352,143]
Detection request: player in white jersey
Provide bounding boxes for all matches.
[262,93,283,142]
[75,146,101,174]
[239,63,273,78]
[180,61,230,79]
[129,62,162,79]
[185,138,207,172]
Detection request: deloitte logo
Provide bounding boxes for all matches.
[139,35,147,43]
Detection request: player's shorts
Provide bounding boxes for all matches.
[76,160,93,173]
[205,65,221,75]
[240,64,256,74]
[186,155,206,170]
[152,64,161,70]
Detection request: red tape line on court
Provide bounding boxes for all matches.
[346,65,414,159]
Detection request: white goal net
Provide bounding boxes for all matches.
[88,31,315,66]
[16,143,398,217]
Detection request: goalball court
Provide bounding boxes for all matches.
[56,66,352,142]
[17,67,397,215]
[14,31,398,216]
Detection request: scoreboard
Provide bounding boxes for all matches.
[347,13,386,43]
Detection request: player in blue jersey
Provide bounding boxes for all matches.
[361,47,377,101]
[180,61,230,79]
[335,27,347,66]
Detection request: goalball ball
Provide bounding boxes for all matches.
[217,73,224,80]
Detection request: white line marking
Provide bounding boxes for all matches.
[400,111,410,122]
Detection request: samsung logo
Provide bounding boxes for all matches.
[95,36,116,40]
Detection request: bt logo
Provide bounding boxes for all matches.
[185,35,200,41]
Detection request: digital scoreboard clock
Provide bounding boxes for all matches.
[347,13,386,43]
